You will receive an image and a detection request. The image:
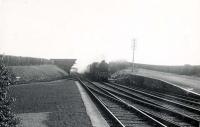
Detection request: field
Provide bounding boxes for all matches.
[9,79,92,127]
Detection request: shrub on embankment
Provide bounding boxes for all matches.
[113,73,200,99]
[8,65,68,84]
[0,61,18,126]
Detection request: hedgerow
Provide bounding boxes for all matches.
[0,60,18,127]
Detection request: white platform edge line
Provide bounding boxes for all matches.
[75,81,109,127]
[131,73,200,96]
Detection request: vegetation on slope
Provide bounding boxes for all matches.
[8,65,68,84]
[0,61,18,126]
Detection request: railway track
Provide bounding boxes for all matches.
[110,82,200,108]
[97,82,200,121]
[92,81,199,127]
[78,79,166,127]
[78,78,200,127]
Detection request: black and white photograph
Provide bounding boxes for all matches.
[0,0,200,126]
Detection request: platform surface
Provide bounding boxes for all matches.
[118,68,200,94]
[11,79,93,127]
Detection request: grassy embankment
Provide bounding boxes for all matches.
[109,61,200,77]
[8,64,68,84]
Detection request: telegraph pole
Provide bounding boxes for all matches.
[132,39,136,72]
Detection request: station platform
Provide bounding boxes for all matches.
[115,68,200,95]
[11,79,103,127]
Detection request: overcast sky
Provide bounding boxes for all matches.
[0,0,200,71]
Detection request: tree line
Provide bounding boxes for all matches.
[85,60,200,78]
[0,54,52,66]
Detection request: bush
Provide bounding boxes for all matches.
[0,60,18,126]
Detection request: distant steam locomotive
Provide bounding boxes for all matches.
[85,60,110,82]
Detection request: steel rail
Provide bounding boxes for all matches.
[103,82,200,122]
[104,82,200,115]
[111,82,200,105]
[94,82,200,127]
[85,80,167,127]
[77,78,125,127]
